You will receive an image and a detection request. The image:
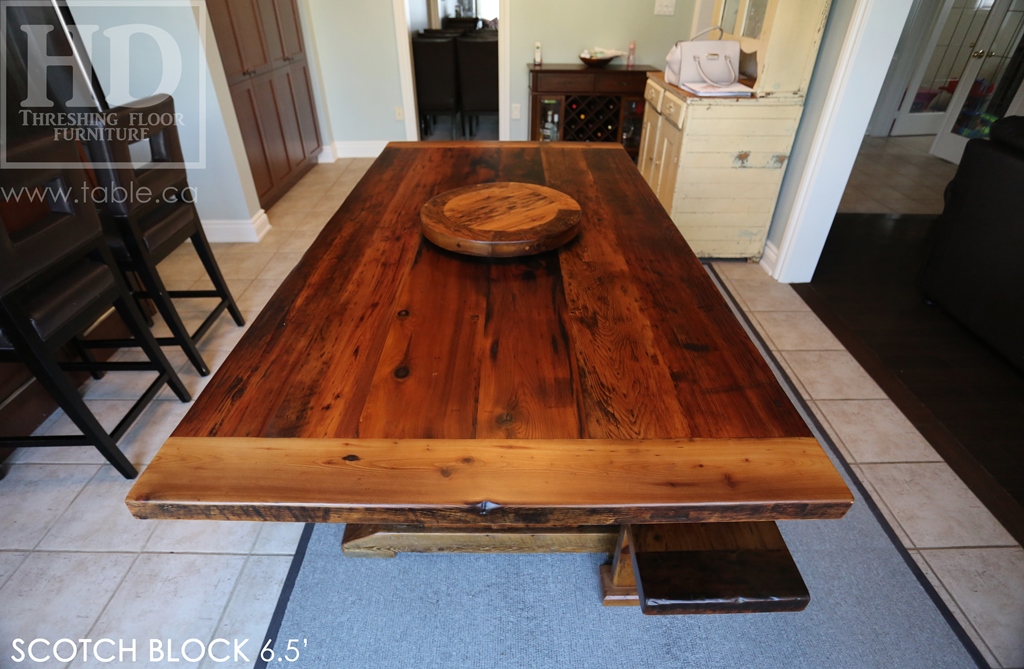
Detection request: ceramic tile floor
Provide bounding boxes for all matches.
[1,157,1021,669]
[716,261,1024,669]
[838,135,958,215]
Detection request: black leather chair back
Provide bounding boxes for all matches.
[0,135,102,294]
[456,34,498,114]
[84,94,188,220]
[412,35,459,113]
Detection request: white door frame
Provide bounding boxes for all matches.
[767,0,916,283]
[394,0,511,141]
[392,0,421,140]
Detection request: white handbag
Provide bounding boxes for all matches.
[665,27,739,87]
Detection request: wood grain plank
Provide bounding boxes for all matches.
[476,254,582,439]
[540,150,693,440]
[582,148,810,439]
[357,241,487,439]
[126,436,853,524]
[175,146,496,439]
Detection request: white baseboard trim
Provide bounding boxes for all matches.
[203,209,271,243]
[332,140,388,158]
[317,145,337,164]
[759,240,780,277]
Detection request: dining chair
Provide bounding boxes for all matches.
[83,94,244,377]
[0,134,191,479]
[412,35,462,139]
[456,32,498,137]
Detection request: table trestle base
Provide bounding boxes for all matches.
[341,524,618,558]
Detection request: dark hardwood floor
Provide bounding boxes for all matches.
[794,213,1024,545]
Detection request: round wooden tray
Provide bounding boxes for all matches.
[420,182,582,258]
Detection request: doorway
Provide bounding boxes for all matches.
[403,0,502,141]
[870,0,1024,165]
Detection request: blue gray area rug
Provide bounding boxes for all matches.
[256,269,987,669]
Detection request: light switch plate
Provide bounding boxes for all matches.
[511,103,522,119]
[395,106,405,121]
[654,0,675,15]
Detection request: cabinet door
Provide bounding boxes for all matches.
[250,72,291,185]
[269,68,305,173]
[289,60,322,160]
[654,114,683,212]
[230,78,274,199]
[638,105,660,183]
[256,0,285,66]
[207,0,272,84]
[255,0,304,69]
[276,0,305,61]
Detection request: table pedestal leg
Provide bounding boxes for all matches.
[600,526,640,606]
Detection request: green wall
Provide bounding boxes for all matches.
[306,0,408,144]
[508,0,697,140]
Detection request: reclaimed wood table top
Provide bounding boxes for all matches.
[127,142,852,525]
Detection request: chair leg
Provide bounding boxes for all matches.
[112,296,191,403]
[191,228,245,327]
[15,339,137,478]
[71,336,105,379]
[126,271,154,326]
[133,257,211,376]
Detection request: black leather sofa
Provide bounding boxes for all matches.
[918,115,1024,372]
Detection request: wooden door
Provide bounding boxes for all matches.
[208,0,320,208]
[290,60,322,160]
[251,72,292,185]
[268,68,303,172]
[256,0,285,66]
[276,0,305,61]
[207,0,272,84]
[230,79,274,199]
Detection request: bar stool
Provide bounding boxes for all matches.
[0,134,191,479]
[83,94,244,376]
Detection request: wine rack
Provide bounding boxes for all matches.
[563,96,620,143]
[528,63,655,161]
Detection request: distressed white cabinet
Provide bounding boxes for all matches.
[637,0,831,258]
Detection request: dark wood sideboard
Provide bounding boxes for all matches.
[528,64,657,161]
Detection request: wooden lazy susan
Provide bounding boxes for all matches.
[420,182,582,257]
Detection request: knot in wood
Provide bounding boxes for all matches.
[393,366,410,379]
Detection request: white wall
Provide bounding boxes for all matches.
[764,0,915,282]
[305,0,408,153]
[66,1,262,238]
[507,0,697,140]
[408,0,430,33]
